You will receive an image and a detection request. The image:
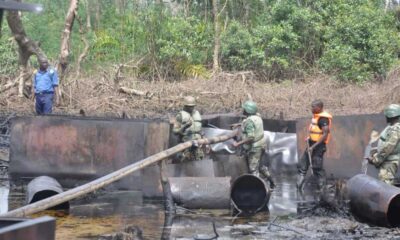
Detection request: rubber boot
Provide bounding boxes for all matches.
[267,176,276,190]
[317,177,326,191]
[297,174,306,191]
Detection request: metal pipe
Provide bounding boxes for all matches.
[346,174,400,227]
[1,131,236,217]
[230,174,270,214]
[168,177,231,209]
[26,176,69,210]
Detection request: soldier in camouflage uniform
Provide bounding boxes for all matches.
[173,96,204,162]
[368,104,400,185]
[232,101,276,189]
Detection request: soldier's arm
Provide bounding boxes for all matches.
[172,114,182,135]
[173,114,191,135]
[375,128,400,163]
[234,121,254,147]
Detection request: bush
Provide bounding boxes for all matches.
[221,21,262,71]
[0,36,18,76]
[319,2,400,82]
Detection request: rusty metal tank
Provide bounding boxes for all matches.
[230,174,271,214]
[168,177,231,209]
[346,174,400,227]
[26,176,69,210]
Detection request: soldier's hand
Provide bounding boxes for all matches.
[183,120,192,129]
[367,154,380,167]
[232,141,240,148]
[230,123,241,130]
[369,147,378,156]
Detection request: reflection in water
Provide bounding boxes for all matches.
[4,174,326,239]
[0,180,9,214]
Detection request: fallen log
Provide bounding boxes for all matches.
[118,86,146,96]
[1,131,236,217]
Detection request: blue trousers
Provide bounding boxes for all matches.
[35,93,54,115]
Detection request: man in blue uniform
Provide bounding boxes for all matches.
[32,60,59,114]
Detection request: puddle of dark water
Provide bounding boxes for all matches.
[3,175,400,240]
[3,175,319,239]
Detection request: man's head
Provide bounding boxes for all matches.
[242,100,258,116]
[39,59,48,71]
[183,96,196,113]
[311,99,324,114]
[384,104,400,124]
[0,0,43,35]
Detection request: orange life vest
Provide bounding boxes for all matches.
[309,111,332,144]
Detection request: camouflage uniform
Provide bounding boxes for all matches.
[173,109,204,162]
[370,122,400,185]
[241,114,271,179]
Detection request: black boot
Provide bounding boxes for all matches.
[317,177,326,191]
[297,174,306,190]
[268,177,276,190]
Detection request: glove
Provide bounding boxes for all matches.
[368,153,382,167]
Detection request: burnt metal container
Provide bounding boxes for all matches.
[347,174,400,227]
[26,176,69,210]
[168,177,231,209]
[230,174,270,214]
[0,216,55,240]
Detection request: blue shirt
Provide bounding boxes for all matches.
[34,68,59,93]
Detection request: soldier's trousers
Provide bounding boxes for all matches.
[378,160,399,185]
[297,144,326,180]
[179,146,204,162]
[245,148,271,179]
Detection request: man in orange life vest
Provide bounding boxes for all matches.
[297,100,332,190]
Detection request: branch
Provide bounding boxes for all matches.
[118,87,147,96]
[74,9,89,77]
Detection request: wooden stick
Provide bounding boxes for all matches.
[1,131,236,217]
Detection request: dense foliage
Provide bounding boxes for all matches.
[1,0,400,82]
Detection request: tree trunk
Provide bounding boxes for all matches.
[212,0,220,74]
[115,0,126,14]
[6,4,47,97]
[183,0,190,18]
[84,0,91,29]
[95,0,101,29]
[75,9,89,78]
[244,0,249,24]
[59,0,79,76]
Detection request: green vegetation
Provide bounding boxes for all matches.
[2,0,400,83]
